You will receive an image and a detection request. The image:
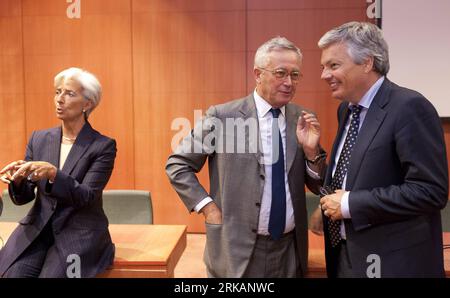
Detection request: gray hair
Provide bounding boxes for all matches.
[54,67,102,118]
[318,21,390,75]
[254,36,303,68]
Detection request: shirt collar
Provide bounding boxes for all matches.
[350,76,385,110]
[253,89,286,118]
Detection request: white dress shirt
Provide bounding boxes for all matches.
[59,143,73,169]
[194,90,320,236]
[336,76,385,238]
[253,90,295,235]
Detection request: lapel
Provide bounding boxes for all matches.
[61,122,96,175]
[47,127,62,168]
[239,96,301,176]
[345,79,392,188]
[239,95,265,177]
[38,127,63,191]
[284,104,298,174]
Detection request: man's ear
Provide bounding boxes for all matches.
[254,67,262,84]
[364,56,375,73]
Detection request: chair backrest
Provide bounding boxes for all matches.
[305,192,320,218]
[442,204,450,233]
[0,189,153,225]
[102,190,153,224]
[0,189,33,222]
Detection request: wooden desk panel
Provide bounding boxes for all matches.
[307,231,450,278]
[307,232,327,278]
[0,222,187,278]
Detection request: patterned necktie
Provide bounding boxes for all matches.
[328,105,362,247]
[268,108,286,240]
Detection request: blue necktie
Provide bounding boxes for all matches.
[328,105,362,247]
[268,108,286,240]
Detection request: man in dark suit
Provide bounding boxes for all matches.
[317,21,448,277]
[166,37,326,277]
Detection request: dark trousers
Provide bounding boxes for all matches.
[3,222,66,278]
[336,241,355,278]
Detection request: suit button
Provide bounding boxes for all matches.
[52,204,56,210]
[255,202,261,207]
[260,174,265,180]
[252,229,257,233]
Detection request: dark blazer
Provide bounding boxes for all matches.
[0,122,117,277]
[166,94,326,277]
[323,78,449,277]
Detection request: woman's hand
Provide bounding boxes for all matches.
[10,161,57,184]
[0,160,26,185]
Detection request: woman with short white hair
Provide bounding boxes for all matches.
[0,67,116,277]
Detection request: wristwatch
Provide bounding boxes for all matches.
[305,152,327,164]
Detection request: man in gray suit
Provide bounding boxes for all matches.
[166,37,326,277]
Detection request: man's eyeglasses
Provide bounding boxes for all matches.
[259,68,303,82]
[319,186,335,198]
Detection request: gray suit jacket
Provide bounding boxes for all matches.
[166,94,325,277]
[0,122,116,277]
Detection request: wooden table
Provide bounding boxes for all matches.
[307,231,450,278]
[0,222,187,278]
[444,233,450,278]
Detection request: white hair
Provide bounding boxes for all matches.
[254,36,303,68]
[54,67,102,118]
[318,21,390,75]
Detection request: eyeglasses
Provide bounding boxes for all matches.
[259,67,303,82]
[319,186,335,198]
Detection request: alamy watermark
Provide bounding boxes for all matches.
[366,253,381,278]
[66,254,81,278]
[366,0,381,19]
[66,0,81,19]
[170,110,283,165]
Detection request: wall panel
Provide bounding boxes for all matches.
[132,0,246,231]
[0,1,26,193]
[0,1,447,233]
[20,0,134,189]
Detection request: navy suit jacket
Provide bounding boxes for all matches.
[0,122,116,277]
[323,78,449,277]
